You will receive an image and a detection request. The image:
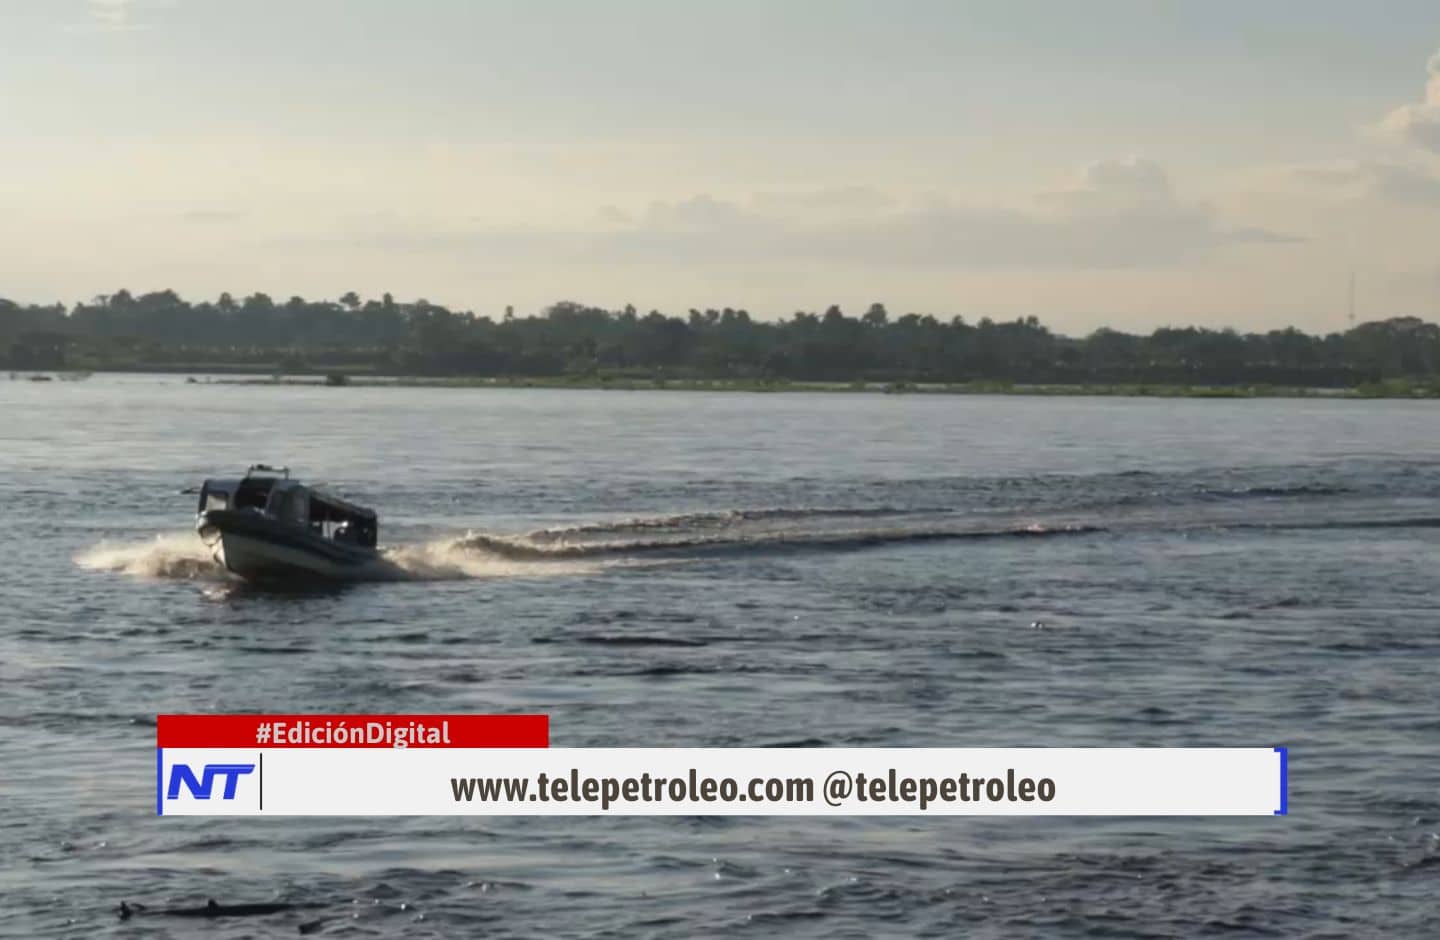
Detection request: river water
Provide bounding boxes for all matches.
[3,374,1438,936]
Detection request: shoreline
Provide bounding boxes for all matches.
[10,368,1435,398]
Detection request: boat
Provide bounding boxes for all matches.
[195,465,381,581]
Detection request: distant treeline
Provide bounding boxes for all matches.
[3,289,1439,388]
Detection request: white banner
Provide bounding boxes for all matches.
[157,747,1287,816]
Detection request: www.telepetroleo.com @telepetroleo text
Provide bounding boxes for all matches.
[449,766,1057,811]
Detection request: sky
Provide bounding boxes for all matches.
[2,0,1439,333]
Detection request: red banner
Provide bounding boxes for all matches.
[157,714,549,748]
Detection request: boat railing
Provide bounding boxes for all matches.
[245,464,290,479]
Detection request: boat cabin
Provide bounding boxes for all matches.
[197,464,378,548]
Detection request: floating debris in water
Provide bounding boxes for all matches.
[117,898,321,921]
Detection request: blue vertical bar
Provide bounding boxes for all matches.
[1273,746,1288,815]
[156,748,163,816]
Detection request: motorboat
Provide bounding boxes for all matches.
[195,465,380,581]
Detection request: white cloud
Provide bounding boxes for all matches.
[640,194,757,231]
[1379,49,1440,154]
[365,158,1296,271]
[1042,157,1186,218]
[594,205,633,225]
[1045,156,1176,212]
[1291,160,1440,207]
[181,208,246,224]
[86,0,132,29]
[77,0,171,32]
[751,186,896,216]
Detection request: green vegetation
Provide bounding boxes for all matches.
[4,289,1440,397]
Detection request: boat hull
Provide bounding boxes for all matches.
[197,509,380,582]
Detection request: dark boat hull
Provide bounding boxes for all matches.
[197,509,381,582]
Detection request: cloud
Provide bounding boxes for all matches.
[1366,162,1440,205]
[1027,156,1299,257]
[594,205,633,225]
[1044,156,1176,212]
[752,186,896,215]
[1292,160,1440,207]
[1379,49,1440,154]
[1026,157,1242,260]
[75,0,171,32]
[182,209,246,224]
[86,0,132,29]
[641,193,757,231]
[1223,225,1305,244]
[366,157,1295,271]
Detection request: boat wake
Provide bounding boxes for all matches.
[74,501,1440,586]
[72,532,612,583]
[75,535,223,581]
[73,508,1095,585]
[377,536,612,581]
[451,517,1101,560]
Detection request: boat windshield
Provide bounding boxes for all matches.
[308,496,377,547]
[234,478,276,512]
